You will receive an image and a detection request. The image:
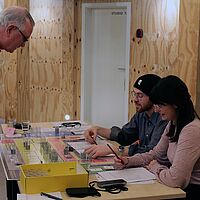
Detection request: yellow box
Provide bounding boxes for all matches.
[20,162,88,194]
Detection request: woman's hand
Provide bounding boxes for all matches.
[113,156,129,170]
[145,160,160,174]
[145,160,167,175]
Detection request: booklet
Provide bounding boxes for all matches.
[97,167,156,183]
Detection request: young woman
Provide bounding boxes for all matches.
[114,75,200,199]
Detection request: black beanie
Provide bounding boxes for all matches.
[150,75,191,107]
[133,74,161,96]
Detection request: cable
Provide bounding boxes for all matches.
[89,181,128,194]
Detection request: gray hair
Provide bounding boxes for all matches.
[0,6,35,30]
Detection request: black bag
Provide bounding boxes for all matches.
[66,187,101,198]
[97,179,127,189]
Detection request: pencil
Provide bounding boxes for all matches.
[107,144,124,165]
[89,132,97,145]
[41,192,62,200]
[92,138,97,145]
[90,135,97,145]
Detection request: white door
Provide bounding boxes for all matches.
[81,3,131,128]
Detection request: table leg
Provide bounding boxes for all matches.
[6,180,19,200]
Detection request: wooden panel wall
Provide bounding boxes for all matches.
[128,0,180,117]
[196,9,200,116]
[178,0,199,105]
[0,0,18,122]
[0,0,75,122]
[0,0,199,122]
[29,0,75,122]
[17,0,30,122]
[0,0,4,122]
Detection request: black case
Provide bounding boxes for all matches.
[66,187,101,198]
[97,179,127,188]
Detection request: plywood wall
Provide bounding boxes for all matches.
[0,0,18,122]
[129,0,199,117]
[0,0,199,122]
[0,0,74,122]
[197,19,200,115]
[29,0,73,122]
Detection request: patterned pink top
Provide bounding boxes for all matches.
[126,119,200,189]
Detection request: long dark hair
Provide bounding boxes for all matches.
[150,75,200,142]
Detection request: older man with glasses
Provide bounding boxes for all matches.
[0,6,35,53]
[84,74,168,158]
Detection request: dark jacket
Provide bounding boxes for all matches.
[110,112,167,156]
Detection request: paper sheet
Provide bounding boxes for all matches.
[67,139,109,154]
[17,192,62,200]
[97,167,156,183]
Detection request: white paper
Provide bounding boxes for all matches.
[97,167,156,183]
[17,192,62,200]
[67,139,108,154]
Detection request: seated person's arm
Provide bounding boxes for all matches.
[84,126,111,144]
[84,144,119,158]
[84,114,139,157]
[84,142,131,158]
[110,122,138,146]
[109,113,141,146]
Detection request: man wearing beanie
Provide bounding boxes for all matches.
[83,74,167,158]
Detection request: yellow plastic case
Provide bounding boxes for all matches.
[20,162,88,194]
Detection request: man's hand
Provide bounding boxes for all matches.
[84,144,111,158]
[84,126,98,144]
[84,126,111,144]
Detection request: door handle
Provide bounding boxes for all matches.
[117,67,125,71]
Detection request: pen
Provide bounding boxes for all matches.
[89,133,97,145]
[92,137,97,145]
[41,192,62,200]
[107,144,124,165]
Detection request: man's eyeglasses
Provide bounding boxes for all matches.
[131,91,145,99]
[17,28,28,42]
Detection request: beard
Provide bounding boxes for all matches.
[135,101,153,113]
